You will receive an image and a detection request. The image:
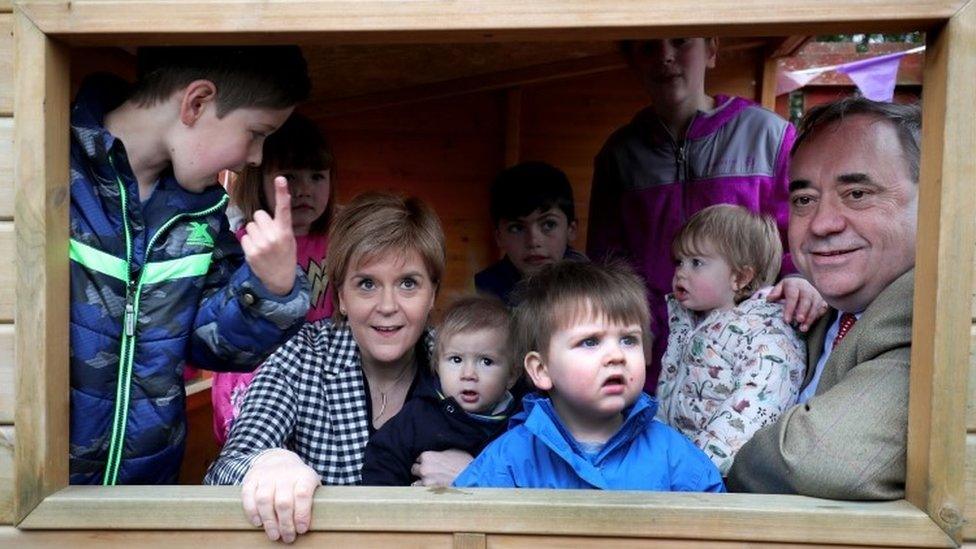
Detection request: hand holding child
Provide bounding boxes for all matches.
[767,277,828,332]
[240,177,298,296]
[242,448,320,544]
[411,449,473,487]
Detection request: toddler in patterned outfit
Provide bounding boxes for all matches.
[655,204,806,475]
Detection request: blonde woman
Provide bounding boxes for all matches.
[206,192,452,543]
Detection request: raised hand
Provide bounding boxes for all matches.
[240,176,298,296]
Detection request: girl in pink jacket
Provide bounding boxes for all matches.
[211,114,336,446]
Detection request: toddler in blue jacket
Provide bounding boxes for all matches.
[454,261,725,491]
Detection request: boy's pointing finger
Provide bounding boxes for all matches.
[273,176,293,230]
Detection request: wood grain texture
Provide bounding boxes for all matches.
[19,1,961,45]
[0,15,10,116]
[906,3,976,544]
[0,224,11,322]
[966,434,975,541]
[487,536,876,548]
[18,486,954,547]
[0,528,452,547]
[0,427,12,524]
[455,533,487,549]
[0,324,14,423]
[13,11,70,524]
[969,324,975,432]
[0,118,12,220]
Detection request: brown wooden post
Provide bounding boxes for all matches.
[906,1,976,544]
[12,8,70,524]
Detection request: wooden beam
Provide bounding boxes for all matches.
[13,9,70,525]
[0,325,14,424]
[969,324,975,432]
[966,433,975,541]
[906,1,976,545]
[317,53,625,117]
[0,15,12,116]
[17,1,959,46]
[0,427,12,524]
[0,528,455,547]
[19,486,955,547]
[767,35,810,58]
[759,49,778,110]
[0,118,13,220]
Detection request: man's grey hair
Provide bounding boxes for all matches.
[791,97,922,183]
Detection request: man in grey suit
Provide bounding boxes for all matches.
[726,97,920,500]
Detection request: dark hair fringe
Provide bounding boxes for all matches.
[489,161,576,225]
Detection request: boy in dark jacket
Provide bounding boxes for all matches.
[475,161,586,306]
[361,296,519,486]
[70,47,312,485]
[454,262,724,491]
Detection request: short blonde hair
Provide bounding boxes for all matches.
[434,295,515,376]
[671,204,783,301]
[512,261,651,366]
[326,192,445,318]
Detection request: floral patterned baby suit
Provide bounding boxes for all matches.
[656,288,805,475]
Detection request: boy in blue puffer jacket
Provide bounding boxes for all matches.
[70,47,312,485]
[454,261,724,491]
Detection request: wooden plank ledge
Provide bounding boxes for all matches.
[18,486,954,547]
[17,0,964,45]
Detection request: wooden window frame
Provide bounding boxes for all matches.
[11,1,974,546]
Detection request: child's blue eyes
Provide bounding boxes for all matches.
[675,257,705,268]
[577,335,640,348]
[443,356,498,367]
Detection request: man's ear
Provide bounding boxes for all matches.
[524,351,553,391]
[705,37,719,69]
[179,79,218,126]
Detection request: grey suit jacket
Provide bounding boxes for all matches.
[726,268,913,500]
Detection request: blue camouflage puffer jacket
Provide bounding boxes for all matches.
[69,76,310,485]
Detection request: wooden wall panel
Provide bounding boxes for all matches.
[966,434,975,541]
[0,427,12,524]
[0,223,11,322]
[969,325,975,432]
[0,15,10,116]
[316,91,505,306]
[0,325,13,424]
[0,118,11,220]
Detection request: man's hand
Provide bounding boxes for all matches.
[240,177,297,296]
[242,449,320,544]
[767,277,828,332]
[410,449,474,487]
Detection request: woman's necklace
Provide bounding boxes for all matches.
[373,362,414,421]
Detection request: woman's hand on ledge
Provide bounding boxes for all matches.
[241,448,321,544]
[410,449,474,487]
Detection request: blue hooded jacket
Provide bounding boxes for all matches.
[69,75,310,485]
[454,393,726,491]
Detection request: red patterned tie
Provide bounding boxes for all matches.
[832,313,858,348]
